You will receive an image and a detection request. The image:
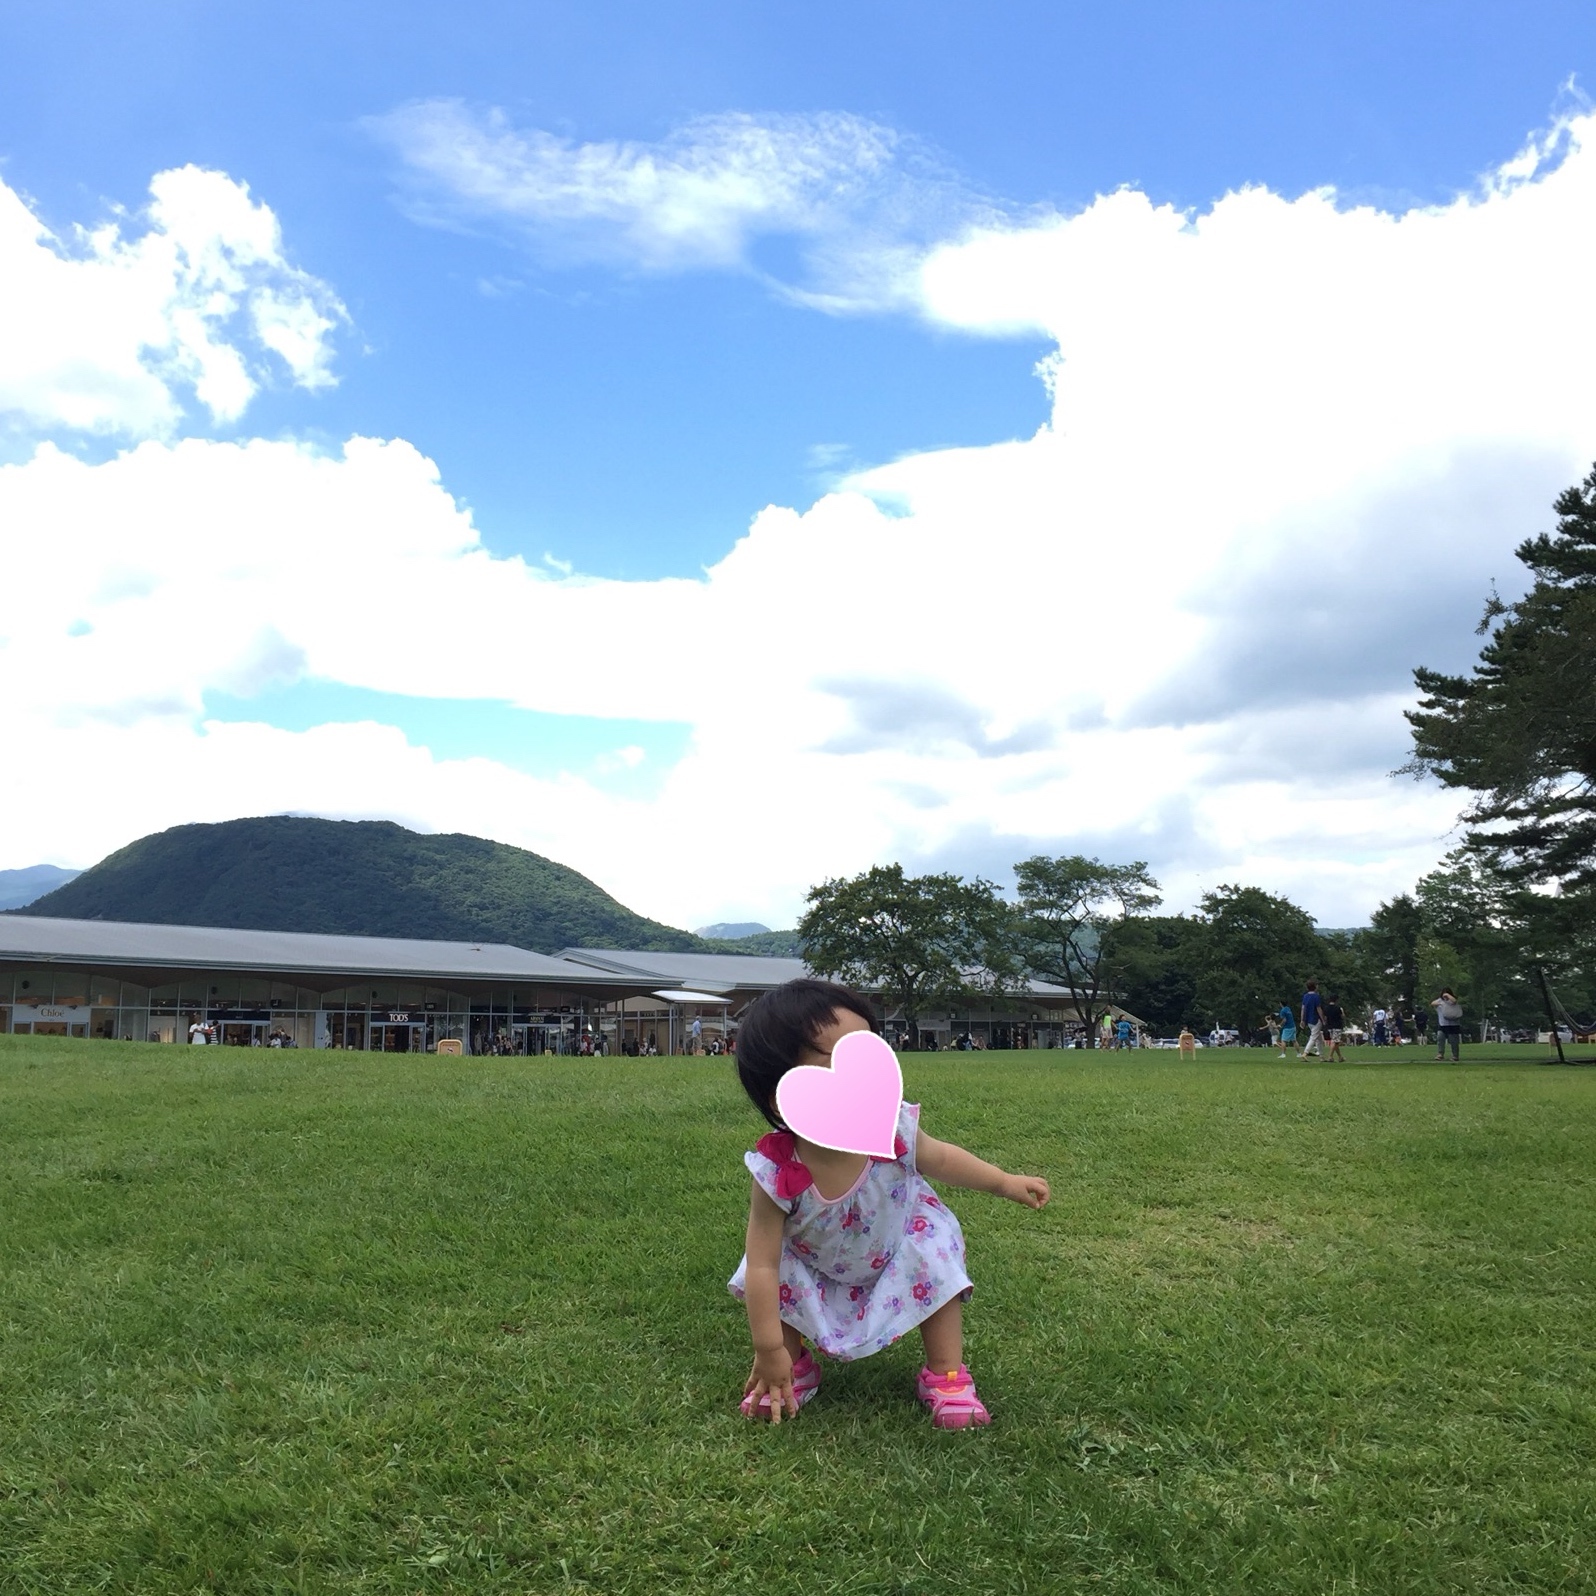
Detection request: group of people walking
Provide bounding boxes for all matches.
[1267,985,1466,1061]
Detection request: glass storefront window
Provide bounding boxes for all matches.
[0,968,631,1048]
[327,1012,366,1049]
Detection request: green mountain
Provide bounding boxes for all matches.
[701,929,804,957]
[12,817,705,955]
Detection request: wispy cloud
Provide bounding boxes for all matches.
[367,100,988,311]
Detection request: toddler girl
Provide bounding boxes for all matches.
[728,979,1050,1428]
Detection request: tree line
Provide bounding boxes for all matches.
[800,461,1596,1044]
[795,850,1591,1042]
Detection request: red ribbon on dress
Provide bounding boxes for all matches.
[756,1128,908,1200]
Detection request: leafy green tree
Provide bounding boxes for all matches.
[1413,849,1541,1029]
[1316,929,1380,1019]
[1365,894,1424,1007]
[798,865,1011,1048]
[1010,856,1162,1044]
[1193,885,1325,1031]
[1415,933,1473,1018]
[1407,462,1596,950]
[1107,913,1203,1034]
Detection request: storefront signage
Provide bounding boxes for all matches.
[11,1004,92,1025]
[387,1011,411,1023]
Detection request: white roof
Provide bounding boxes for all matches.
[559,948,809,989]
[0,915,644,992]
[561,946,1095,1008]
[0,915,1134,1012]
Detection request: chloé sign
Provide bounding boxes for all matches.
[12,1004,92,1025]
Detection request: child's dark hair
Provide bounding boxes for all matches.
[735,978,878,1129]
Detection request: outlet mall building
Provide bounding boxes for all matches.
[0,916,1133,1053]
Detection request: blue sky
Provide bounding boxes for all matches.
[9,1,1592,572]
[2,2,1595,926]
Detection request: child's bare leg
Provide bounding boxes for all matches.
[782,1322,805,1360]
[919,1297,965,1372]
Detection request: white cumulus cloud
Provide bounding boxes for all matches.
[0,164,346,438]
[6,114,1596,930]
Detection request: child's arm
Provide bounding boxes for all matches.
[741,1182,800,1423]
[918,1133,1050,1209]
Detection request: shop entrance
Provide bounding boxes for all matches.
[218,1021,268,1047]
[512,1023,565,1055]
[327,1013,366,1050]
[371,1021,426,1053]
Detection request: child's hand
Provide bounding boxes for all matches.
[1003,1173,1050,1209]
[743,1347,799,1424]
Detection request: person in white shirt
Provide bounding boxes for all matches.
[1432,990,1465,1062]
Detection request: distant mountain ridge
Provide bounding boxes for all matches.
[0,865,81,913]
[12,817,705,955]
[699,928,804,957]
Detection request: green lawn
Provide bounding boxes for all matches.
[2,1037,1594,1595]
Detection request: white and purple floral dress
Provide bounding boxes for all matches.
[728,1101,974,1361]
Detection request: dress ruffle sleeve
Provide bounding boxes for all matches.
[746,1109,918,1205]
[895,1101,921,1169]
[744,1146,799,1213]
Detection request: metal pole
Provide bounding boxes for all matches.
[1537,966,1567,1065]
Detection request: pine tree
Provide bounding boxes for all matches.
[1406,462,1596,955]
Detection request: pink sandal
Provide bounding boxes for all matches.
[917,1364,991,1429]
[741,1348,822,1418]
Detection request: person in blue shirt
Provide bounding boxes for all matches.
[1298,981,1324,1059]
[1277,1003,1296,1057]
[1113,1017,1133,1051]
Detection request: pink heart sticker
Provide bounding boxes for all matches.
[775,1030,904,1157]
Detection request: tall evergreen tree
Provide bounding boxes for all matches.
[1407,463,1596,951]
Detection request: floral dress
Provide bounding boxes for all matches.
[728,1102,974,1361]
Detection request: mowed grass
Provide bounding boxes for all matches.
[2,1038,1595,1595]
